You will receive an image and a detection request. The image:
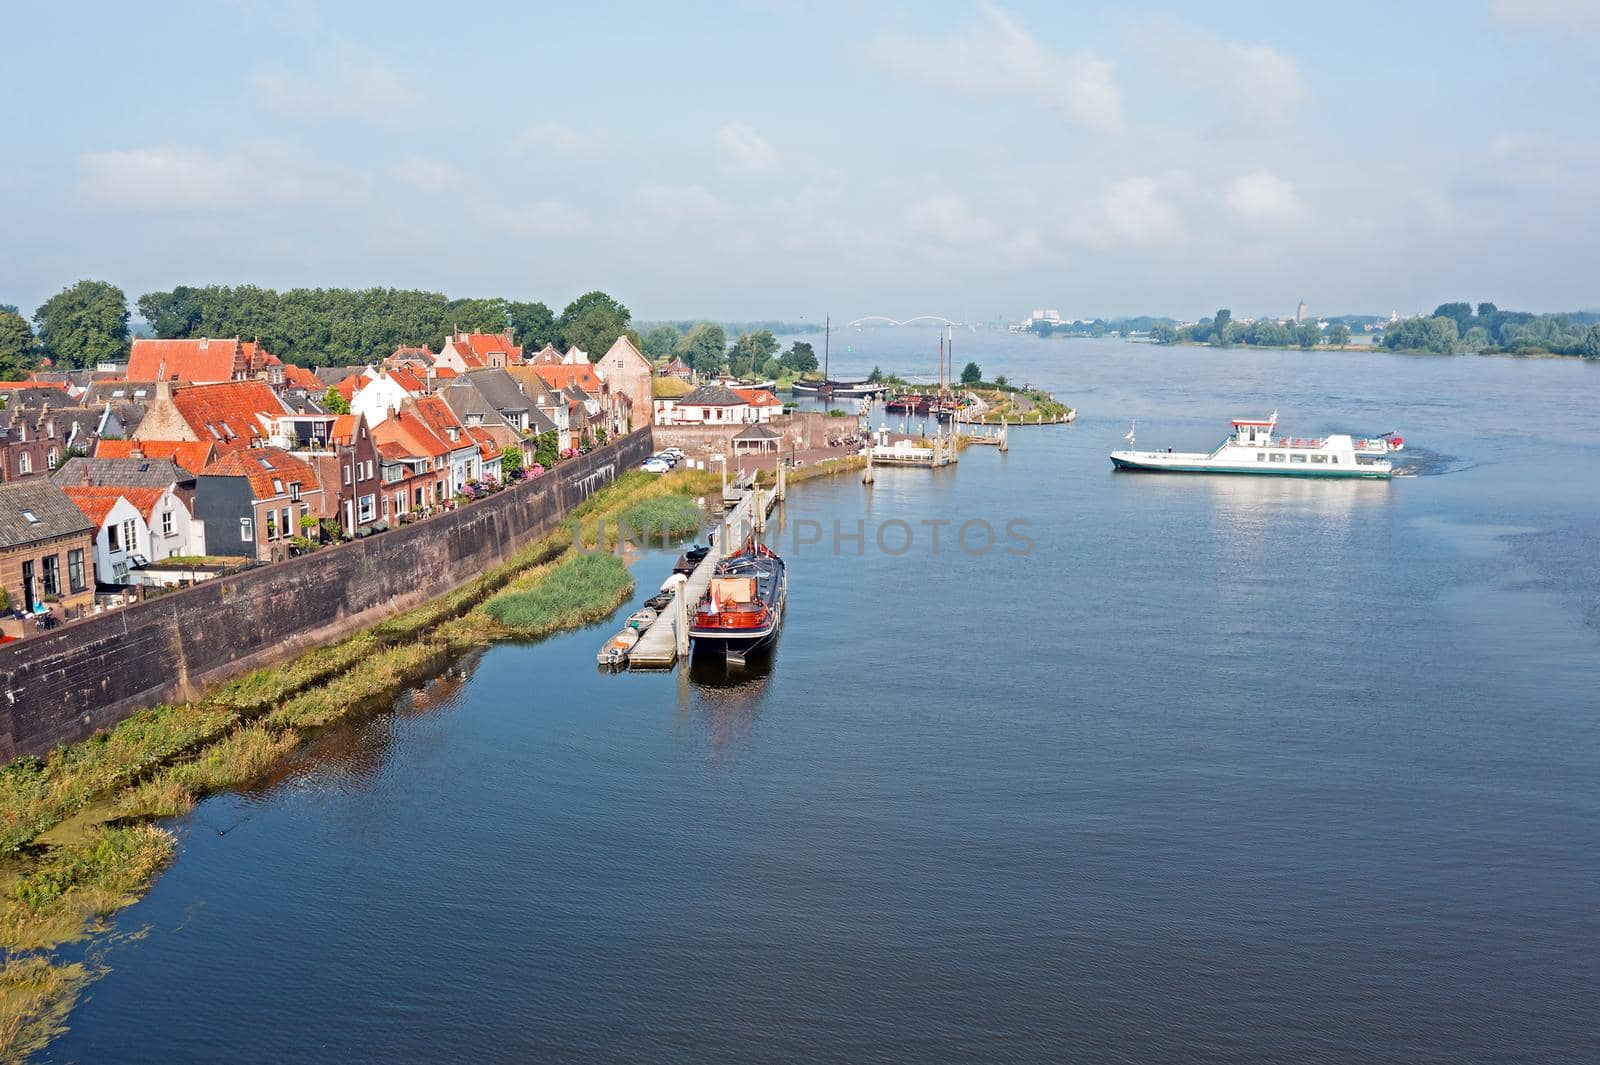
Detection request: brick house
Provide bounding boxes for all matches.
[0,478,96,618]
[435,330,524,374]
[127,337,284,385]
[330,414,382,534]
[194,447,326,561]
[597,335,654,434]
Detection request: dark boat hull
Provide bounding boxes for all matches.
[690,552,787,660]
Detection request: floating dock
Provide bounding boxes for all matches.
[623,474,781,670]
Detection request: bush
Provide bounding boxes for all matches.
[483,554,633,637]
[619,495,703,540]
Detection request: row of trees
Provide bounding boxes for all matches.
[0,281,643,371]
[642,322,819,379]
[1150,310,1350,350]
[1382,303,1600,356]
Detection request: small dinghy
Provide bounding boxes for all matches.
[597,627,639,667]
[626,607,658,630]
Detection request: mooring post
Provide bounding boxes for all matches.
[776,460,786,501]
[719,454,728,498]
[863,439,875,484]
[672,573,689,658]
[752,484,765,532]
[1000,419,1009,452]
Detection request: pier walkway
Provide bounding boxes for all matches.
[626,478,781,670]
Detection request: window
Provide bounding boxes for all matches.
[1256,452,1267,462]
[1310,454,1328,464]
[47,448,59,470]
[281,508,291,537]
[1269,453,1284,462]
[289,481,301,502]
[1290,453,1307,463]
[241,517,253,542]
[343,464,352,485]
[17,453,30,475]
[366,460,375,480]
[122,519,137,550]
[161,510,174,536]
[113,561,129,582]
[266,513,278,540]
[272,478,284,494]
[67,549,86,593]
[107,522,121,551]
[41,555,60,596]
[358,495,376,523]
[21,508,39,525]
[1331,455,1339,464]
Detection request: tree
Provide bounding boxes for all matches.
[779,340,817,374]
[33,280,129,367]
[1294,322,1321,348]
[1327,324,1351,347]
[728,330,779,377]
[506,301,556,348]
[676,322,727,374]
[867,365,884,383]
[1463,325,1490,350]
[1476,302,1498,320]
[960,361,982,384]
[1432,302,1473,332]
[136,286,203,338]
[533,430,559,468]
[642,325,680,359]
[1149,322,1179,345]
[558,290,635,357]
[1211,309,1233,347]
[1583,324,1600,359]
[0,306,34,377]
[323,387,350,414]
[499,445,524,478]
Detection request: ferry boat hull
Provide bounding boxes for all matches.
[1109,416,1399,479]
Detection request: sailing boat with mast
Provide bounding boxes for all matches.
[791,315,883,397]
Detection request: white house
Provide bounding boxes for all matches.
[654,384,781,427]
[350,369,416,428]
[61,485,202,586]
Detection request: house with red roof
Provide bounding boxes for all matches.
[133,379,290,454]
[281,363,324,393]
[436,330,524,374]
[95,438,217,477]
[370,400,477,517]
[193,447,326,561]
[328,413,382,535]
[61,484,193,584]
[127,337,284,385]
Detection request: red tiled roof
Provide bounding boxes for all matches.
[168,381,288,453]
[282,364,323,391]
[458,332,523,367]
[330,414,359,446]
[735,388,781,407]
[62,485,166,526]
[432,366,458,379]
[129,338,244,383]
[96,438,216,475]
[372,405,454,460]
[532,364,602,393]
[201,447,316,500]
[0,380,68,391]
[385,367,426,394]
[407,394,473,448]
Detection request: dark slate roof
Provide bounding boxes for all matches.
[314,366,365,386]
[463,368,531,413]
[528,405,558,434]
[679,384,747,406]
[0,478,95,550]
[52,456,192,488]
[85,381,157,405]
[437,381,505,427]
[732,423,782,440]
[2,386,76,410]
[280,392,329,415]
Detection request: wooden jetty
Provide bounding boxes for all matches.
[625,468,783,670]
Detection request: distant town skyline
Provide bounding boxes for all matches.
[6,1,1598,321]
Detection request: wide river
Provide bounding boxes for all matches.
[47,335,1599,1063]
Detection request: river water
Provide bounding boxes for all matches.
[46,336,1599,1063]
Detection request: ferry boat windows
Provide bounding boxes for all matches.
[1310,454,1328,464]
[1269,453,1285,461]
[1330,456,1339,463]
[1290,453,1308,463]
[1257,453,1267,461]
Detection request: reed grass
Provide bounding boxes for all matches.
[619,494,704,540]
[481,554,634,637]
[0,955,90,1062]
[1,824,175,951]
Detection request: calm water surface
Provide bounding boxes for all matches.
[47,337,1600,1063]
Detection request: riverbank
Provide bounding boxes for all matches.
[0,467,717,1058]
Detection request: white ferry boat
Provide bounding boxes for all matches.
[1109,414,1402,479]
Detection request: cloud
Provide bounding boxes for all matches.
[904,194,1000,247]
[1224,171,1307,222]
[515,122,587,156]
[394,156,459,191]
[1146,19,1306,129]
[635,183,725,218]
[872,2,1122,131]
[78,146,338,209]
[490,200,591,237]
[716,123,780,176]
[1066,176,1188,247]
[253,45,414,121]
[1488,0,1600,30]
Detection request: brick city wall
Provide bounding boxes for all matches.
[0,429,654,760]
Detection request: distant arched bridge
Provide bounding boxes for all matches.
[844,315,965,328]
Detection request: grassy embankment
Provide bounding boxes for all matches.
[0,467,714,1057]
[965,387,1072,424]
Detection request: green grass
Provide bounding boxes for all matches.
[482,554,634,637]
[619,494,704,540]
[0,955,90,1061]
[1,824,176,952]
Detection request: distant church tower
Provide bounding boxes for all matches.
[1295,299,1307,323]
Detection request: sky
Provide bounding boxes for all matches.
[5,0,1600,324]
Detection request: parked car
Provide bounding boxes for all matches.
[661,447,685,461]
[641,458,671,474]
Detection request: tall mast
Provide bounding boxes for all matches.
[824,315,830,383]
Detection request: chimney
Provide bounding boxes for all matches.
[130,442,144,459]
